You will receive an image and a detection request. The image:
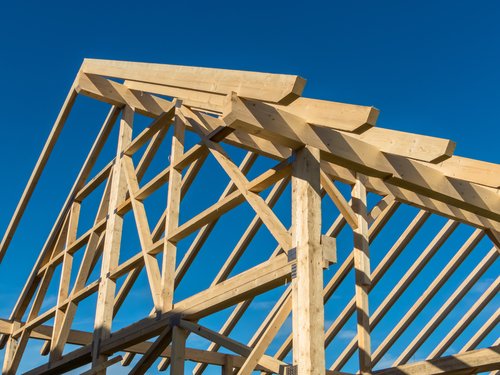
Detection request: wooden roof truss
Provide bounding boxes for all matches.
[0,59,498,374]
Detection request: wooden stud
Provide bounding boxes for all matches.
[170,325,188,375]
[161,109,185,311]
[351,173,372,374]
[291,145,325,374]
[91,105,133,372]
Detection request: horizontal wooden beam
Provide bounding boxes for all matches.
[223,95,500,222]
[428,155,500,188]
[356,126,455,163]
[125,80,226,113]
[267,97,379,133]
[374,345,500,375]
[23,253,294,374]
[21,322,272,373]
[82,58,306,104]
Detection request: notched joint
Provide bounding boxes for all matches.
[169,313,182,326]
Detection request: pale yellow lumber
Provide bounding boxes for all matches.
[76,72,175,117]
[356,126,455,162]
[429,155,500,188]
[161,110,185,311]
[223,94,500,222]
[351,173,372,374]
[269,96,379,132]
[82,58,306,103]
[291,146,326,374]
[91,105,133,371]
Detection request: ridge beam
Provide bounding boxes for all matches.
[81,58,306,103]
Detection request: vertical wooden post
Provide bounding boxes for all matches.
[2,322,20,374]
[291,145,325,374]
[161,105,185,311]
[92,106,133,372]
[50,201,80,361]
[170,325,187,375]
[352,173,372,374]
[222,355,234,375]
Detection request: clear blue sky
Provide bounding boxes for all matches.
[0,0,498,373]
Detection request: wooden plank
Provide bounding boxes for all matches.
[223,94,500,222]
[356,127,455,163]
[351,173,372,374]
[276,197,401,361]
[129,326,172,375]
[320,170,358,229]
[161,110,185,311]
[268,96,379,132]
[429,155,500,188]
[123,155,163,310]
[168,157,290,244]
[324,211,429,365]
[175,253,293,320]
[76,72,175,118]
[237,292,292,375]
[291,145,325,374]
[14,322,269,371]
[374,345,500,375]
[170,326,187,375]
[125,79,226,113]
[125,111,173,156]
[0,86,77,262]
[91,105,133,371]
[185,108,292,252]
[96,254,293,356]
[82,58,306,103]
[49,202,80,361]
[75,160,114,202]
[222,355,234,375]
[179,320,284,373]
